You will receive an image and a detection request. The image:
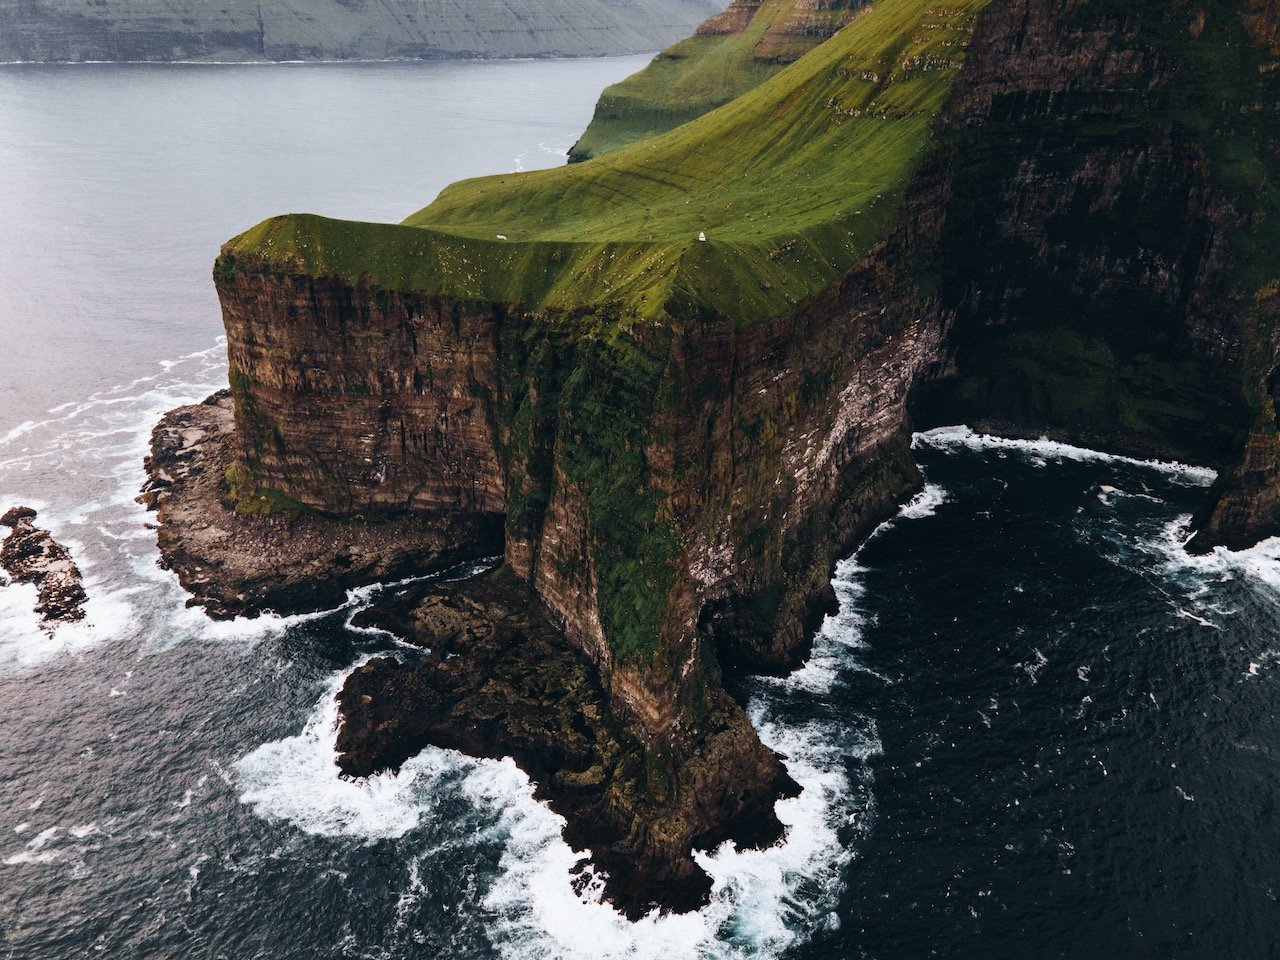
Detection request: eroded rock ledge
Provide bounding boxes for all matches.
[337,570,798,917]
[140,392,502,619]
[1,505,87,628]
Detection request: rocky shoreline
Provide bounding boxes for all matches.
[143,392,799,916]
[1,505,87,628]
[137,0,1280,924]
[140,392,502,619]
[337,570,798,917]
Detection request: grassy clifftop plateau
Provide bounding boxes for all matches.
[224,0,992,329]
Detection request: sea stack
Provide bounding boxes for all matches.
[150,0,1280,917]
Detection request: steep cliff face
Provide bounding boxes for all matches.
[217,268,506,517]
[909,0,1280,546]
[218,0,988,732]
[333,568,798,916]
[207,0,986,912]
[183,0,1280,916]
[0,0,723,63]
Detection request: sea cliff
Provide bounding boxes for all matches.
[151,0,1280,917]
[0,0,722,63]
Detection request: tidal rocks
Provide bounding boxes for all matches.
[1188,418,1280,553]
[336,568,797,918]
[1,506,87,628]
[141,392,502,619]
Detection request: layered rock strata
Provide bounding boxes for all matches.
[211,204,938,908]
[141,392,502,619]
[908,0,1280,548]
[1,506,87,628]
[0,0,723,63]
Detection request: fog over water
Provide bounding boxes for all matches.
[1,59,1279,960]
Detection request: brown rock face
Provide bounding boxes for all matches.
[220,274,506,517]
[141,392,502,619]
[211,217,935,913]
[695,0,866,62]
[1,506,87,628]
[908,0,1280,546]
[209,135,948,915]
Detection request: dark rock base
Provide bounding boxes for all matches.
[1,505,87,628]
[336,569,799,919]
[140,392,504,619]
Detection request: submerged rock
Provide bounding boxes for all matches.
[1,506,87,628]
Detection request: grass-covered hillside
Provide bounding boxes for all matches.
[567,0,870,161]
[226,0,993,331]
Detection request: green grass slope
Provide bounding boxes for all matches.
[226,0,993,330]
[566,0,805,162]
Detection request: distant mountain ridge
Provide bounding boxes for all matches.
[0,0,725,63]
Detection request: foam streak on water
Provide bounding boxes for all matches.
[0,338,325,671]
[915,425,1218,486]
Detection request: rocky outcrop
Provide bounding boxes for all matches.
[1,506,87,628]
[141,392,502,619]
[336,568,796,917]
[0,0,724,63]
[150,0,1280,917]
[212,203,936,910]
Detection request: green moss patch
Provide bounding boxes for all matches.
[223,460,309,521]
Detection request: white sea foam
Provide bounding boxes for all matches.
[471,477,935,958]
[1142,516,1280,597]
[239,531,888,960]
[0,338,291,671]
[236,662,473,841]
[897,481,950,520]
[1245,650,1280,678]
[0,573,137,671]
[915,425,1217,486]
[478,706,875,960]
[3,826,63,866]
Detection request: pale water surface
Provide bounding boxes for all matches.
[0,58,645,433]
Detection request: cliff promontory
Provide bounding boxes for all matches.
[0,0,723,63]
[151,0,1280,917]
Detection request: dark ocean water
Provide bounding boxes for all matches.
[3,62,1280,960]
